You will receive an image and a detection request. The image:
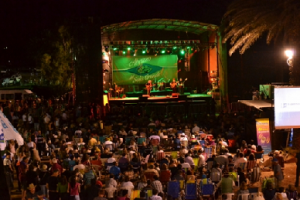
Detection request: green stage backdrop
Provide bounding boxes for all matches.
[112,55,178,85]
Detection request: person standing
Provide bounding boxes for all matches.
[272,158,284,188]
[295,151,300,187]
[46,170,60,200]
[146,80,152,96]
[3,154,14,189]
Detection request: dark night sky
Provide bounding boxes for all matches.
[0,0,289,97]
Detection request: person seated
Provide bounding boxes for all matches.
[117,189,130,200]
[134,190,147,200]
[274,187,288,200]
[237,167,247,184]
[106,154,116,170]
[150,188,163,200]
[184,154,195,169]
[263,183,276,200]
[93,189,107,200]
[237,182,250,197]
[211,163,222,183]
[120,176,135,198]
[285,185,298,200]
[186,169,196,182]
[109,162,121,180]
[221,173,235,194]
[234,152,247,170]
[124,165,134,181]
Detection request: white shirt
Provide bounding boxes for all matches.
[234,157,247,168]
[192,126,200,134]
[182,162,191,169]
[73,164,86,171]
[150,195,162,200]
[105,186,117,198]
[3,158,11,166]
[27,141,35,148]
[198,154,206,167]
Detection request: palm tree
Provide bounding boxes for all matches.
[222,0,300,85]
[223,0,300,150]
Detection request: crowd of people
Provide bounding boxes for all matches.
[0,99,298,200]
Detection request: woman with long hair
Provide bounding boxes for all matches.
[69,175,81,200]
[57,175,68,200]
[247,153,256,171]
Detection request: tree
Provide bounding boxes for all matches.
[223,0,300,149]
[222,0,300,85]
[40,26,73,90]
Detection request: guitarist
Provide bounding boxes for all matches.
[170,78,178,93]
[145,80,152,96]
[178,78,187,94]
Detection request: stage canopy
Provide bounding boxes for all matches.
[238,100,274,110]
[102,18,218,35]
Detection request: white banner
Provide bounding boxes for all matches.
[0,111,24,146]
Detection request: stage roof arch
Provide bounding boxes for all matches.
[101,18,219,35]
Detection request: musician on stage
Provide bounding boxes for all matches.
[113,82,118,98]
[170,78,178,93]
[146,80,152,96]
[178,78,187,94]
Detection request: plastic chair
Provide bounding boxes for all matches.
[223,193,235,200]
[130,190,140,200]
[137,137,146,145]
[193,157,199,172]
[185,183,197,200]
[167,181,180,198]
[171,151,178,159]
[237,193,250,200]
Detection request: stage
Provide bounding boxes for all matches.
[109,92,212,104]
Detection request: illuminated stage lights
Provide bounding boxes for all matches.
[161,49,166,54]
[122,51,126,55]
[180,49,185,55]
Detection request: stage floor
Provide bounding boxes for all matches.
[109,93,212,104]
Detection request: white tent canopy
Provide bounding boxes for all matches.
[0,111,24,149]
[238,100,274,110]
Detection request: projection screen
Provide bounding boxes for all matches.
[274,86,300,128]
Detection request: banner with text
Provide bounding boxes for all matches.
[112,55,178,85]
[256,118,272,154]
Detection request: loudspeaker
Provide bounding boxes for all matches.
[178,95,187,100]
[172,93,179,98]
[139,96,148,101]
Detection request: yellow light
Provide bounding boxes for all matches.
[285,50,294,58]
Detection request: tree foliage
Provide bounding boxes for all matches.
[41,26,73,89]
[222,0,300,56]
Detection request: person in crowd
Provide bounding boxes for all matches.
[26,183,38,200]
[3,153,14,189]
[150,189,163,200]
[94,190,107,200]
[46,169,60,200]
[151,175,164,195]
[234,152,247,170]
[263,183,276,200]
[237,182,250,196]
[57,175,68,200]
[272,158,284,188]
[69,175,81,200]
[120,175,135,198]
[20,156,30,200]
[247,153,257,172]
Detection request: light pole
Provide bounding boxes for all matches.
[285,49,294,85]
